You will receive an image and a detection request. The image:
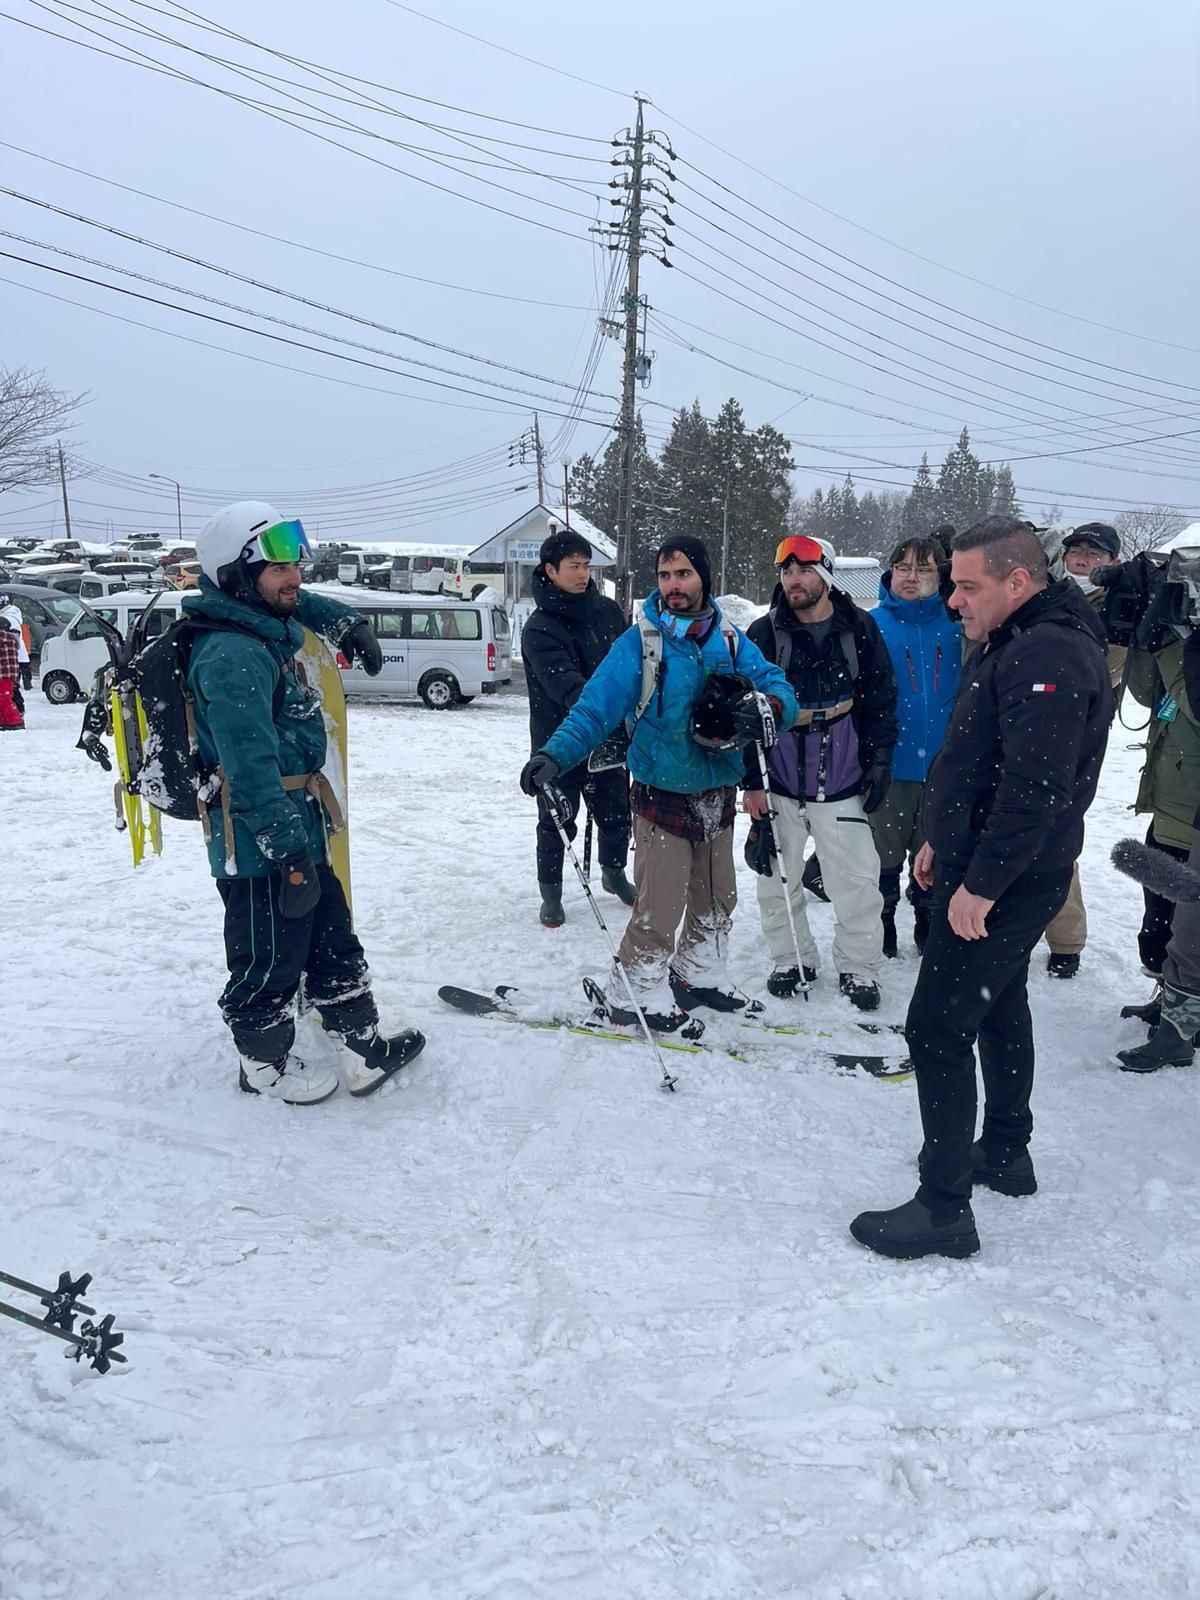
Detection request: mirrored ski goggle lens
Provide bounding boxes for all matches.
[243,518,311,565]
[774,536,825,568]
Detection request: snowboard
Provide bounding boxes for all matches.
[297,627,353,921]
[437,984,913,1081]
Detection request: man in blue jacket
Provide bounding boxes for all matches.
[870,535,962,957]
[188,501,425,1105]
[520,536,798,1030]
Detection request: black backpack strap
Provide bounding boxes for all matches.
[840,627,858,685]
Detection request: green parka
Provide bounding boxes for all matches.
[183,579,363,878]
[1127,637,1200,852]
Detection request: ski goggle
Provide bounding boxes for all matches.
[241,517,312,566]
[774,535,827,569]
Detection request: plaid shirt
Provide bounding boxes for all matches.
[0,626,19,680]
[631,780,737,842]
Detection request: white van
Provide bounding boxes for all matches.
[40,590,186,704]
[336,549,392,588]
[388,551,447,594]
[310,585,512,707]
[441,554,508,601]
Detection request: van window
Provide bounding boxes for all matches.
[413,556,435,574]
[492,607,511,641]
[390,555,410,573]
[371,611,405,639]
[409,607,481,641]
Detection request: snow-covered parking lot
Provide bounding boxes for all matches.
[3,689,1198,1599]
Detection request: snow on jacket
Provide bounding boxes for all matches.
[183,579,365,879]
[540,591,798,796]
[922,579,1112,900]
[521,567,627,755]
[743,585,897,802]
[872,576,962,783]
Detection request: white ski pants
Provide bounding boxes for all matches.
[755,792,884,978]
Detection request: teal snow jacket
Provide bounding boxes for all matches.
[183,579,363,878]
[541,592,798,794]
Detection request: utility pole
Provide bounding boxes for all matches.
[562,462,571,527]
[720,479,731,596]
[56,441,73,539]
[598,99,676,615]
[532,413,545,503]
[150,473,183,541]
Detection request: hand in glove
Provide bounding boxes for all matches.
[278,851,321,918]
[340,620,383,676]
[861,756,892,815]
[732,690,779,750]
[744,818,778,877]
[519,752,561,797]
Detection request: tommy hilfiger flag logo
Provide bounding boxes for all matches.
[1032,683,1057,693]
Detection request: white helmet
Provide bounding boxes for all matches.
[195,500,286,588]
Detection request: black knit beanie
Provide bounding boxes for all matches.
[655,535,713,602]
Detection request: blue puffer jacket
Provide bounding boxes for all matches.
[184,580,364,878]
[541,592,798,793]
[872,576,962,783]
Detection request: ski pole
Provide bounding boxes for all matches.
[755,741,810,1002]
[543,783,678,1093]
[0,1268,95,1324]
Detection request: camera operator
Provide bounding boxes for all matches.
[1093,533,1200,995]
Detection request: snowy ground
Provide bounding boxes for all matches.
[3,686,1199,1600]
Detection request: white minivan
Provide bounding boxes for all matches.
[310,585,512,707]
[40,590,186,704]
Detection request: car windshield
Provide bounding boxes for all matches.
[49,596,82,621]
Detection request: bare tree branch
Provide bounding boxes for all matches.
[1114,505,1187,557]
[0,367,88,495]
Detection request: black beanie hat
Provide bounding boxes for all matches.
[655,535,713,601]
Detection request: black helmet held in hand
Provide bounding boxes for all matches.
[690,672,757,752]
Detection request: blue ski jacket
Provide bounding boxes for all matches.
[872,576,963,783]
[541,591,798,794]
[184,579,363,878]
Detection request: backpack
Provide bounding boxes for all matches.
[772,617,858,685]
[633,609,739,723]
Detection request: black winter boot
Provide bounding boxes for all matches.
[600,866,637,905]
[1117,983,1200,1072]
[538,881,565,928]
[1047,952,1080,979]
[767,964,818,998]
[881,912,898,959]
[971,1139,1037,1196]
[850,1196,980,1260]
[912,907,931,953]
[839,972,881,1012]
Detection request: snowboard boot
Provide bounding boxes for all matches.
[238,1053,340,1105]
[669,969,764,1016]
[600,995,703,1037]
[600,866,637,906]
[338,1029,426,1097]
[881,911,898,959]
[912,906,931,953]
[767,964,818,998]
[538,881,565,928]
[839,972,881,1013]
[801,852,829,902]
[849,1196,980,1260]
[970,1139,1038,1197]
[1117,982,1200,1072]
[1047,952,1080,980]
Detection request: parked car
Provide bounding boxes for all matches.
[306,542,360,582]
[17,561,88,591]
[0,582,84,667]
[39,590,186,703]
[336,549,392,588]
[308,585,512,707]
[440,554,509,601]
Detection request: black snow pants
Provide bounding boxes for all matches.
[217,864,378,1064]
[535,764,630,884]
[905,864,1073,1213]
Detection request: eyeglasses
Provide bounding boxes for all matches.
[892,563,938,576]
[241,517,311,566]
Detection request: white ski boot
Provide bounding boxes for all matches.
[238,1053,340,1105]
[336,1029,426,1097]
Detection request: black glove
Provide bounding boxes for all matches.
[519,752,561,797]
[744,818,777,877]
[341,620,383,676]
[731,691,779,750]
[861,756,892,815]
[278,851,321,918]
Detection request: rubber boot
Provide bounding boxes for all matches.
[538,881,565,928]
[850,1196,980,1260]
[1118,982,1200,1072]
[600,866,636,906]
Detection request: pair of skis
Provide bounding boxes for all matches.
[438,983,913,1081]
[0,1268,127,1375]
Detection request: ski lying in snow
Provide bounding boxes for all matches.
[436,985,913,1080]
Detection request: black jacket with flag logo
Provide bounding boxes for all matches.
[923,580,1112,900]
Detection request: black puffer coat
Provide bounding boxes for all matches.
[521,567,626,756]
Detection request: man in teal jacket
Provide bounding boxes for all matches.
[187,501,425,1105]
[521,537,798,1029]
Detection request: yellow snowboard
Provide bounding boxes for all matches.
[297,627,353,922]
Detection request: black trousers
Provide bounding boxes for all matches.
[536,765,630,883]
[906,864,1073,1212]
[1137,823,1190,977]
[217,864,377,1064]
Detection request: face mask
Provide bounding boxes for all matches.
[916,572,940,598]
[1068,571,1096,591]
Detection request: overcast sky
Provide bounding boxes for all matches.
[2,0,1198,548]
